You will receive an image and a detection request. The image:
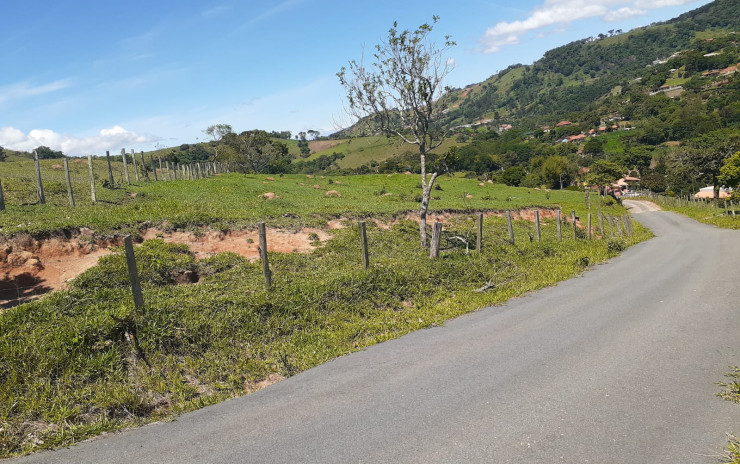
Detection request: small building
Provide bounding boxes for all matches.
[694,186,732,199]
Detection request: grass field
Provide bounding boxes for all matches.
[0,166,649,457]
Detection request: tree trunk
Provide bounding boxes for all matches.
[418,173,439,248]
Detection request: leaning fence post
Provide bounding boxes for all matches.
[258,222,272,288]
[123,235,145,309]
[34,150,46,204]
[556,209,562,241]
[140,152,149,181]
[598,212,605,238]
[506,210,515,245]
[105,150,115,186]
[0,179,5,211]
[477,213,483,252]
[614,217,623,237]
[571,210,577,239]
[359,221,369,270]
[605,214,614,237]
[534,210,541,241]
[429,221,443,259]
[64,157,75,207]
[132,149,140,182]
[88,155,97,203]
[121,148,131,185]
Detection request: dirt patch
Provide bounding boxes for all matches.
[308,140,342,153]
[1,226,332,310]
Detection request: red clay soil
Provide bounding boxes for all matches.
[0,208,573,310]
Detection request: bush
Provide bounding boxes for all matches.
[607,238,626,254]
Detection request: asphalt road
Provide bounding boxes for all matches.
[14,202,740,463]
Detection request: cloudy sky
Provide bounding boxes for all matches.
[0,0,710,156]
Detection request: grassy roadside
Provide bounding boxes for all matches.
[1,173,648,457]
[718,368,740,463]
[637,195,740,230]
[0,185,650,457]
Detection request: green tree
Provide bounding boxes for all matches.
[587,160,623,194]
[718,151,740,188]
[219,130,292,174]
[669,130,740,201]
[338,16,455,248]
[541,156,576,189]
[501,166,526,186]
[34,146,64,159]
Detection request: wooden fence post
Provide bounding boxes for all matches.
[614,217,623,237]
[121,148,131,185]
[506,210,515,245]
[556,209,562,241]
[132,149,140,182]
[88,155,97,203]
[258,222,272,288]
[605,214,614,237]
[359,221,369,270]
[571,210,577,239]
[598,212,605,238]
[534,210,541,241]
[587,213,592,240]
[158,157,165,181]
[477,213,483,252]
[429,221,443,259]
[731,200,736,218]
[140,152,149,181]
[64,157,75,207]
[105,150,114,186]
[0,179,5,211]
[123,235,145,309]
[34,150,46,204]
[151,156,159,181]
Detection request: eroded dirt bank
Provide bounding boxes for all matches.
[1,208,566,309]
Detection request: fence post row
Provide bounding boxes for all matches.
[121,148,131,185]
[123,235,146,309]
[477,213,483,252]
[429,221,443,259]
[105,150,114,186]
[571,210,577,239]
[258,222,272,289]
[88,154,97,203]
[64,157,75,207]
[506,210,515,245]
[34,150,46,205]
[359,221,369,270]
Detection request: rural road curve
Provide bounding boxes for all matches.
[13,201,740,463]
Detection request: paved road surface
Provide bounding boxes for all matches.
[14,202,740,463]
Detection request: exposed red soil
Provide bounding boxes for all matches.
[0,208,575,310]
[308,140,342,153]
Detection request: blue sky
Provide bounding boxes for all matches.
[0,0,712,155]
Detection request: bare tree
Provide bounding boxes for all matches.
[338,16,455,248]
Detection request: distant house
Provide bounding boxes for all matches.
[694,186,732,199]
[556,120,572,127]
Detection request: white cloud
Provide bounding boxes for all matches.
[479,0,701,53]
[0,79,72,104]
[605,7,646,20]
[0,125,159,156]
